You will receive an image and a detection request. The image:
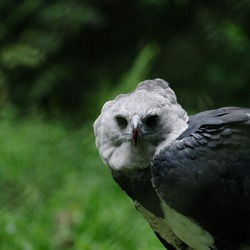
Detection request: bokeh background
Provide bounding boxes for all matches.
[1,1,250,249]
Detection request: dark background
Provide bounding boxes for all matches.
[1,0,250,124]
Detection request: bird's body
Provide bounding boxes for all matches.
[94,79,250,250]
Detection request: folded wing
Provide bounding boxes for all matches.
[152,107,250,248]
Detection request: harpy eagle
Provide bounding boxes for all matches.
[93,79,250,250]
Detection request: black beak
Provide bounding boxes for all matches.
[131,115,141,147]
[132,127,139,147]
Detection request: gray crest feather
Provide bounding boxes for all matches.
[101,78,175,114]
[136,78,177,105]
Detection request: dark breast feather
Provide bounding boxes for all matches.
[111,168,179,249]
[111,168,164,217]
[151,107,250,248]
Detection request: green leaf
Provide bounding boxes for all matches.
[1,43,45,69]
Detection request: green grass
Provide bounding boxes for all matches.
[0,117,164,250]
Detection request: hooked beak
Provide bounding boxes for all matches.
[132,127,139,147]
[131,115,141,147]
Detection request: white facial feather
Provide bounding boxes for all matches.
[93,79,188,172]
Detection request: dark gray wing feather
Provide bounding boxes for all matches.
[151,107,250,247]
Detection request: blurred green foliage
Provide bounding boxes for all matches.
[1,1,250,249]
[1,0,250,123]
[0,118,164,249]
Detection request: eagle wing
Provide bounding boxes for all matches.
[151,107,250,248]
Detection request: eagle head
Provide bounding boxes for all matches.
[93,79,188,173]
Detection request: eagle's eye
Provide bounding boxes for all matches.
[115,116,128,129]
[144,115,159,127]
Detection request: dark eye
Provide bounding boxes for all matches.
[144,115,159,127]
[115,116,128,129]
